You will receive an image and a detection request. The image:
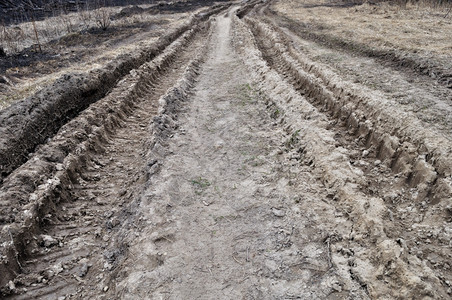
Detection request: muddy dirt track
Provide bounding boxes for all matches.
[1,0,452,299]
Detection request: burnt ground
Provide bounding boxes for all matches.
[0,0,177,25]
[1,0,232,26]
[0,0,228,76]
[0,0,452,299]
[0,18,169,76]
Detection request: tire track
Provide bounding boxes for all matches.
[1,2,451,299]
[232,13,451,299]
[262,6,452,90]
[1,20,212,298]
[111,12,368,299]
[0,2,230,182]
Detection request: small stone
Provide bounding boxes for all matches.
[78,263,90,277]
[41,235,58,248]
[104,262,113,271]
[52,263,64,275]
[103,286,109,292]
[374,160,381,166]
[331,281,342,292]
[107,218,120,229]
[272,208,285,217]
[8,280,15,291]
[362,150,369,157]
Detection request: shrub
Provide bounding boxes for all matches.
[94,7,111,31]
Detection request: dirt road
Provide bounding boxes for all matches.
[1,1,451,299]
[111,14,367,299]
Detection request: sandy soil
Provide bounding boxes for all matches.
[0,1,451,299]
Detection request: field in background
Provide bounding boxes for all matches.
[0,1,215,110]
[0,0,162,25]
[273,0,452,56]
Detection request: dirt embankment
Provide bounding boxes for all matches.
[0,3,229,294]
[235,3,452,297]
[0,2,229,181]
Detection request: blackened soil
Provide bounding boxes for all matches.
[1,0,156,26]
[0,19,168,78]
[0,51,56,77]
[1,0,231,26]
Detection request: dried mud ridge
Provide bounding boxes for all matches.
[0,2,229,181]
[0,3,226,294]
[1,1,451,299]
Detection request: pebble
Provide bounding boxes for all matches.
[103,286,109,292]
[331,281,342,292]
[110,218,120,227]
[52,263,64,275]
[272,208,285,217]
[78,263,90,277]
[42,235,58,248]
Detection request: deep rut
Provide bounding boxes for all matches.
[5,23,210,299]
[237,12,451,299]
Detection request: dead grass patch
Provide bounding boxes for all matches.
[273,0,452,56]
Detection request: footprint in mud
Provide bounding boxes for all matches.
[153,233,176,246]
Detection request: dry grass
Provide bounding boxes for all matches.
[1,6,118,55]
[273,0,452,56]
[0,4,166,55]
[0,9,192,110]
